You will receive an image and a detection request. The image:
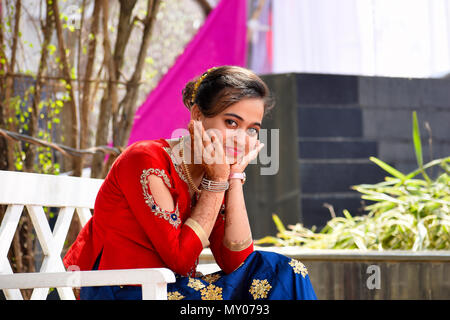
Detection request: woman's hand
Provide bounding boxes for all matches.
[188,120,230,181]
[230,136,264,174]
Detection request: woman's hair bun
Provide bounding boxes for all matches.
[181,65,274,117]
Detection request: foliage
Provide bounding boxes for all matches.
[256,112,450,250]
[0,1,212,299]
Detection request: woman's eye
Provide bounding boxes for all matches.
[225,119,237,127]
[247,128,259,136]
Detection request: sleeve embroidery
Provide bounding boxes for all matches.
[185,218,210,248]
[162,146,189,185]
[140,168,181,228]
[223,233,253,251]
[144,167,172,188]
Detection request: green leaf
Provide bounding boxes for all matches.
[369,157,406,180]
[412,111,423,168]
[405,157,450,180]
[412,111,432,184]
[15,162,23,171]
[272,214,286,233]
[343,209,354,221]
[47,44,56,55]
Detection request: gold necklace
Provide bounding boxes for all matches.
[179,136,202,194]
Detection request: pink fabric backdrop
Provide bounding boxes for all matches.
[128,0,247,145]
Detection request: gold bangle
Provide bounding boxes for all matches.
[223,234,253,251]
[185,218,210,248]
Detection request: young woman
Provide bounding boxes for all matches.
[63,65,317,300]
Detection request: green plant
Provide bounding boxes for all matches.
[256,112,450,250]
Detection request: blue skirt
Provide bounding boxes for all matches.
[80,251,317,300]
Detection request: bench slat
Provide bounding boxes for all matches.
[0,263,24,300]
[75,207,92,227]
[0,170,182,300]
[0,268,176,300]
[0,170,103,208]
[0,205,23,259]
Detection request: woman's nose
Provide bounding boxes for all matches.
[234,131,248,148]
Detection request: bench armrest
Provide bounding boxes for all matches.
[0,268,176,300]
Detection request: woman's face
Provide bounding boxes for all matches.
[192,98,265,164]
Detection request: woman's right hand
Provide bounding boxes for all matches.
[188,120,230,181]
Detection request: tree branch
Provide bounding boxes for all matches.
[0,127,121,158]
[3,0,22,171]
[25,0,54,172]
[91,0,139,178]
[0,0,9,170]
[101,0,118,137]
[52,0,82,176]
[80,0,101,152]
[116,0,161,147]
[194,0,212,16]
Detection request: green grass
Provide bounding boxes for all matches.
[256,112,450,250]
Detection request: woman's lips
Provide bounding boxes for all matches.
[225,147,242,156]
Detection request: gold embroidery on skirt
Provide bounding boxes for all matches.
[167,291,185,300]
[202,273,221,284]
[187,278,206,291]
[289,259,308,278]
[249,279,272,299]
[200,284,223,300]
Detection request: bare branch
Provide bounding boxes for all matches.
[0,128,121,158]
[52,0,82,176]
[101,0,118,132]
[194,0,213,16]
[80,0,101,155]
[116,0,161,147]
[3,0,22,171]
[24,0,54,172]
[91,0,139,178]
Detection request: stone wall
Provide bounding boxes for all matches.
[246,73,450,239]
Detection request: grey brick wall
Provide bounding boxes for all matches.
[247,73,450,239]
[359,77,450,175]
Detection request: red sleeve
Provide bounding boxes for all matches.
[208,212,254,274]
[116,144,204,276]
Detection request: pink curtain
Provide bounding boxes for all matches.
[128,0,247,145]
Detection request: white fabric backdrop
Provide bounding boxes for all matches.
[272,0,450,78]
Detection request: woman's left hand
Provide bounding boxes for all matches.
[229,137,264,174]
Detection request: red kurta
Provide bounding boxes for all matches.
[63,138,253,276]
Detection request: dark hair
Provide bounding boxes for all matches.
[182,65,275,118]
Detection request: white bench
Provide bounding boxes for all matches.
[0,170,220,300]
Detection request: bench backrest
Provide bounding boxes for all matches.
[0,170,103,299]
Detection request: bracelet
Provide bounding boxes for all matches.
[200,177,229,192]
[229,172,246,184]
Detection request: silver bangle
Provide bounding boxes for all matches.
[200,177,229,192]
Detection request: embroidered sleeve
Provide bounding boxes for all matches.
[140,168,181,228]
[116,144,204,277]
